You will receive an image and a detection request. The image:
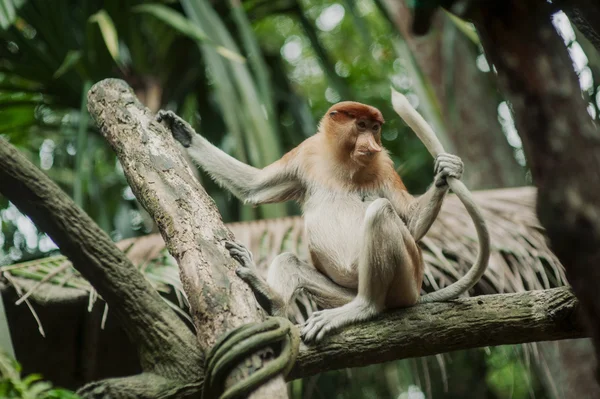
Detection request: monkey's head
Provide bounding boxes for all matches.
[321,101,385,167]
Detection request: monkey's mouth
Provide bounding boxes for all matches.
[354,151,377,163]
[352,152,377,166]
[355,151,377,159]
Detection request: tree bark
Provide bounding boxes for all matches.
[289,287,584,379]
[0,141,203,397]
[86,78,287,398]
[383,0,526,189]
[473,0,600,383]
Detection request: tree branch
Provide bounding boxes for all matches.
[289,287,585,379]
[0,141,202,395]
[86,78,287,398]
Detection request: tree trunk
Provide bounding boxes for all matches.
[473,0,600,384]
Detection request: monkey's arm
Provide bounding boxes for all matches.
[157,111,303,204]
[391,153,463,241]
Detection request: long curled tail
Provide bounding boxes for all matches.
[391,88,490,303]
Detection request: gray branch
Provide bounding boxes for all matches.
[290,287,585,379]
[87,78,287,398]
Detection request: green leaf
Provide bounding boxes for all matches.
[21,374,43,386]
[24,381,52,397]
[133,4,208,41]
[214,46,246,64]
[53,50,82,79]
[0,0,26,30]
[446,12,480,45]
[88,10,120,66]
[133,3,245,63]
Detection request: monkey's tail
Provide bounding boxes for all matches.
[391,88,491,303]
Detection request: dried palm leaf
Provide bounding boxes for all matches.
[0,186,566,329]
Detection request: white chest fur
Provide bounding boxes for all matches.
[302,186,381,288]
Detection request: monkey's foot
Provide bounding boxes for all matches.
[225,240,258,278]
[301,299,379,343]
[225,241,285,316]
[156,110,194,148]
[434,153,463,187]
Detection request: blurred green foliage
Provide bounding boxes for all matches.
[0,349,80,399]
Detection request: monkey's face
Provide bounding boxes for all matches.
[350,117,382,165]
[324,101,384,167]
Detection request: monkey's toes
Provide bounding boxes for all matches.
[225,240,255,268]
[235,266,254,280]
[301,310,334,343]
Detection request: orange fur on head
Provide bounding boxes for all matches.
[319,101,385,167]
[321,101,384,130]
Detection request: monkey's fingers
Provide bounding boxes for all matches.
[434,154,462,175]
[156,110,194,148]
[436,162,463,176]
[156,110,172,123]
[437,163,463,179]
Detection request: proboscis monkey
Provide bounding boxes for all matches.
[157,101,464,342]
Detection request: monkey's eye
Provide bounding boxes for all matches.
[329,111,338,117]
[357,121,367,129]
[372,123,380,131]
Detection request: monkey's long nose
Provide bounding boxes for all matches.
[367,138,382,154]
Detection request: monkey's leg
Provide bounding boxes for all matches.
[226,241,354,318]
[301,198,420,342]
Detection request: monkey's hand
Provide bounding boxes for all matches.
[434,153,463,188]
[156,110,195,148]
[225,241,286,317]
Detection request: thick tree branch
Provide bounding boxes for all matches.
[86,78,287,398]
[0,141,202,395]
[290,287,585,379]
